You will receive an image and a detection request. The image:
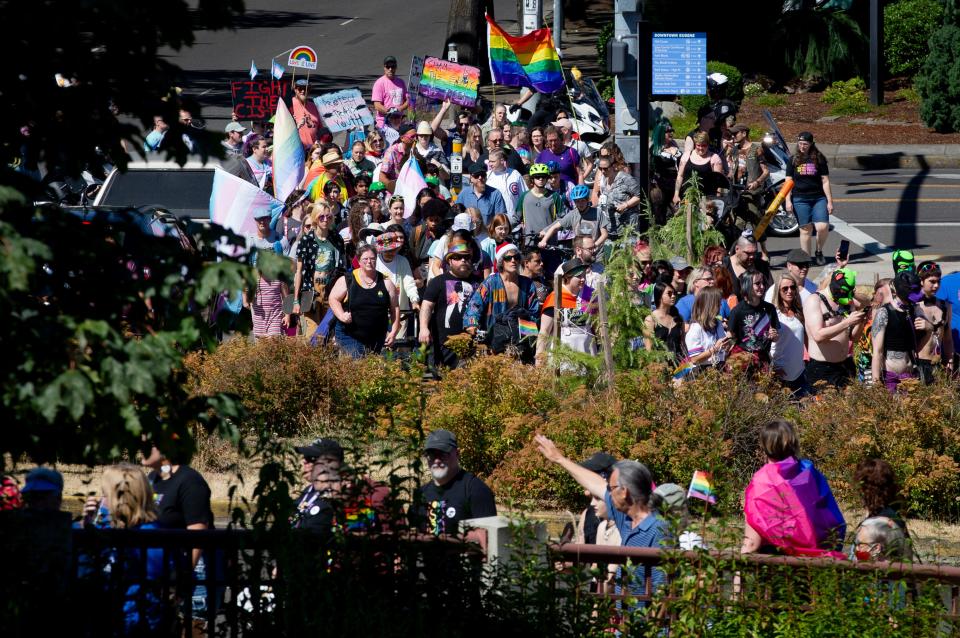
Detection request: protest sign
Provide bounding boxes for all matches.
[418,57,479,107]
[313,89,374,132]
[288,45,318,70]
[231,80,292,121]
[408,55,425,99]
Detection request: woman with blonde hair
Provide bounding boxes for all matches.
[770,273,812,395]
[364,131,386,166]
[79,464,169,633]
[463,124,484,168]
[684,286,731,371]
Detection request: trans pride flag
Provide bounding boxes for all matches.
[209,168,284,256]
[272,98,305,204]
[486,14,565,94]
[395,156,428,219]
[744,457,846,557]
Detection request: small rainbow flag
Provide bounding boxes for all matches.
[486,14,565,94]
[518,318,539,339]
[672,358,696,380]
[687,470,717,505]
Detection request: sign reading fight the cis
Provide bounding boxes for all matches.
[287,45,318,70]
[231,80,293,121]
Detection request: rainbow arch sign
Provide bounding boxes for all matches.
[287,45,318,70]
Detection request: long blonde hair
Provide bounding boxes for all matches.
[101,463,157,529]
[691,286,722,332]
[774,273,804,323]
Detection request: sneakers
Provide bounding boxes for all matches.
[815,250,825,266]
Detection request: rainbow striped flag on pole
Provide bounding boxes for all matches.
[486,14,565,94]
[518,318,539,339]
[687,470,717,505]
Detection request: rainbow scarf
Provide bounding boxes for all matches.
[486,14,565,94]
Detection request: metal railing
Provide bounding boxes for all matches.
[549,542,960,617]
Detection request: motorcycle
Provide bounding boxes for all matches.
[759,110,800,237]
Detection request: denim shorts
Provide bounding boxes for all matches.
[793,195,828,227]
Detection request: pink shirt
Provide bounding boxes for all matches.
[371,76,408,127]
[292,98,321,149]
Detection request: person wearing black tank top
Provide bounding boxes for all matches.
[328,244,401,358]
[871,271,920,392]
[673,131,725,205]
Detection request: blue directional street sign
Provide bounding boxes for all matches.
[651,32,707,96]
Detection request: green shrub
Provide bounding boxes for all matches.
[753,93,787,108]
[679,61,743,119]
[885,0,944,76]
[821,77,871,115]
[596,23,615,103]
[743,82,764,98]
[896,86,921,103]
[917,4,960,132]
[707,60,743,102]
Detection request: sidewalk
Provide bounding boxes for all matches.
[817,144,960,169]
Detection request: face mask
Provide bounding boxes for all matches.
[894,271,922,304]
[829,268,856,306]
[854,550,872,562]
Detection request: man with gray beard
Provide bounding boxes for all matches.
[412,429,496,536]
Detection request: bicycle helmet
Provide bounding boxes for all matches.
[546,160,561,174]
[529,163,550,177]
[570,184,590,200]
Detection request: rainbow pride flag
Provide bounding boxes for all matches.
[486,14,565,94]
[687,470,717,505]
[672,358,696,380]
[518,318,539,339]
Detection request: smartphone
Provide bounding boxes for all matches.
[838,239,850,261]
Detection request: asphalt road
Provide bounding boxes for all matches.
[164,0,521,125]
[763,168,960,279]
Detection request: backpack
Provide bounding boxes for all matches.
[487,306,534,363]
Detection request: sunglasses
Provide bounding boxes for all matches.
[781,285,797,291]
[448,254,469,262]
[501,254,519,263]
[303,224,313,230]
[385,64,397,69]
[317,214,332,221]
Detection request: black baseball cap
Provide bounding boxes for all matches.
[579,452,617,475]
[797,131,814,143]
[424,429,458,453]
[384,56,398,66]
[294,438,344,462]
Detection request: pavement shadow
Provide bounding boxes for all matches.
[852,152,904,169]
[895,156,930,250]
[230,11,353,29]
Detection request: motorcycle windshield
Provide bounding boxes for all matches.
[762,110,790,155]
[579,78,610,120]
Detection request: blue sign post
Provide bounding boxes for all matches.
[651,32,707,95]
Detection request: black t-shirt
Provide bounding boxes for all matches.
[295,495,336,538]
[149,465,213,529]
[423,273,482,353]
[413,469,497,535]
[786,154,830,198]
[729,300,781,360]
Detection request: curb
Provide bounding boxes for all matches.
[802,144,960,170]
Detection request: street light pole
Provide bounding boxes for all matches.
[869,0,884,106]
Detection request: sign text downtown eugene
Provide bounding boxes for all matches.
[652,32,706,39]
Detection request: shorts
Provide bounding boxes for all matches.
[883,369,917,393]
[805,358,855,391]
[793,195,828,227]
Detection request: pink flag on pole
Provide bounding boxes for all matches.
[209,168,284,256]
[272,99,305,203]
[395,156,428,219]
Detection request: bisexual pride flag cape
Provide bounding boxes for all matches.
[744,457,846,557]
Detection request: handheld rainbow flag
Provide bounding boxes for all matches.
[486,14,565,94]
[518,318,539,339]
[672,358,696,380]
[687,470,717,505]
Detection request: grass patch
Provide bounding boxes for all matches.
[895,86,921,103]
[752,93,787,108]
